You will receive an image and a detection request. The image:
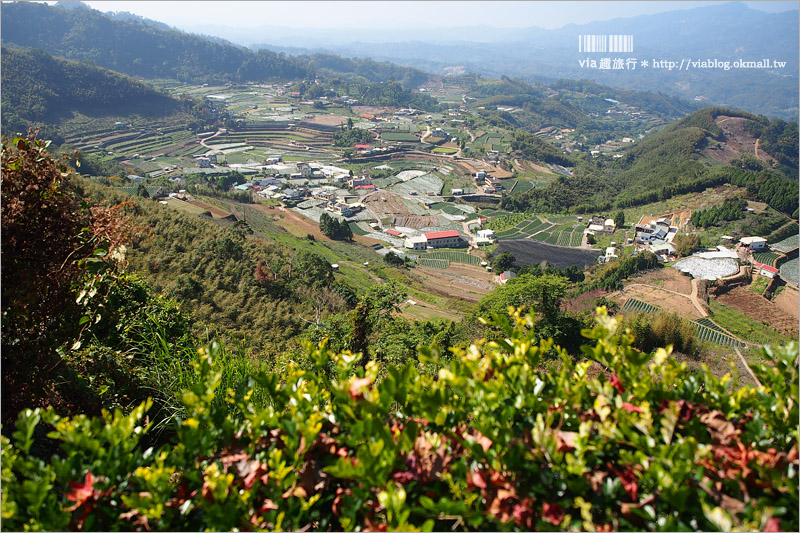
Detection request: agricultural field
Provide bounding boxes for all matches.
[712,285,798,340]
[381,132,419,142]
[424,250,481,265]
[418,257,449,269]
[772,234,799,253]
[691,319,745,347]
[709,300,795,346]
[432,147,458,154]
[779,257,799,285]
[531,222,585,247]
[752,251,782,267]
[621,298,661,314]
[614,284,702,319]
[495,239,599,269]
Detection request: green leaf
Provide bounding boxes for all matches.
[12,409,40,454]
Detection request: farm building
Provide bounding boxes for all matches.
[197,157,212,168]
[404,235,428,250]
[424,230,466,249]
[351,177,373,187]
[650,239,675,257]
[282,188,303,201]
[297,163,313,178]
[740,236,768,251]
[499,271,517,284]
[385,229,404,237]
[757,264,779,278]
[477,229,496,240]
[127,174,145,183]
[354,144,371,150]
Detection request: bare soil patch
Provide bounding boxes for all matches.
[301,115,348,127]
[703,116,777,165]
[773,286,799,321]
[614,284,702,319]
[362,190,441,229]
[715,285,798,337]
[352,105,397,116]
[391,216,439,229]
[409,263,495,303]
[632,268,693,295]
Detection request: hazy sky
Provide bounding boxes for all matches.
[77,1,796,30]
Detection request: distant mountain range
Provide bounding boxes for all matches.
[2,1,796,121]
[244,2,800,119]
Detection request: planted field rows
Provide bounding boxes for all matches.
[624,301,743,346]
[753,251,781,267]
[381,132,419,142]
[425,251,481,265]
[531,224,583,247]
[349,222,369,236]
[691,321,744,347]
[622,298,661,314]
[779,257,799,285]
[418,257,449,269]
[772,234,799,253]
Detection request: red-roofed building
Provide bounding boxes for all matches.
[354,144,371,150]
[385,229,403,237]
[355,184,376,190]
[755,263,779,278]
[423,230,466,248]
[361,114,376,121]
[499,270,517,284]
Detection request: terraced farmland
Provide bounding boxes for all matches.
[425,251,481,265]
[772,234,799,253]
[349,222,370,236]
[381,132,419,142]
[753,251,782,267]
[691,320,744,347]
[531,223,584,247]
[622,298,661,314]
[418,257,449,269]
[780,257,799,284]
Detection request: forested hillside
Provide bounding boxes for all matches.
[0,2,434,89]
[1,2,308,82]
[502,107,799,215]
[1,47,182,132]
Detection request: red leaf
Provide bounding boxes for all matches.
[614,466,639,500]
[621,402,644,414]
[258,499,278,513]
[609,373,625,395]
[764,517,782,532]
[542,502,564,525]
[469,470,487,489]
[65,472,96,511]
[556,430,577,452]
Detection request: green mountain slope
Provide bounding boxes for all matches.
[0,2,308,82]
[1,47,182,130]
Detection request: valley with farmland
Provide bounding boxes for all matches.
[1,2,798,532]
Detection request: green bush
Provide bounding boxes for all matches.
[3,308,797,531]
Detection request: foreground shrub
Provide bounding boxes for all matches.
[2,308,797,531]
